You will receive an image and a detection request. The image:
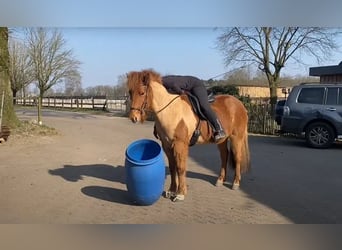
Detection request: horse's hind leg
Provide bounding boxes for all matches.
[215,139,229,186]
[230,135,242,190]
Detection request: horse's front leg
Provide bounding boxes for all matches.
[215,140,229,186]
[172,140,189,202]
[166,160,178,199]
[161,143,178,199]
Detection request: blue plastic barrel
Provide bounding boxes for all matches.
[125,139,165,205]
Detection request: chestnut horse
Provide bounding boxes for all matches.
[127,69,250,202]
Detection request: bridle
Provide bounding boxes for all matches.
[129,84,150,116]
[130,83,180,115]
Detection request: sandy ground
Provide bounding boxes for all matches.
[0,108,299,223]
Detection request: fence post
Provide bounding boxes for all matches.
[37,97,42,125]
[263,105,266,134]
[0,91,4,129]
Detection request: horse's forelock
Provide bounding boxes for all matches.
[127,71,142,90]
[141,69,162,85]
[127,69,162,90]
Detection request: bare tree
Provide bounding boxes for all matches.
[64,73,82,96]
[216,27,342,107]
[84,85,111,96]
[116,73,129,96]
[224,67,251,84]
[26,27,81,124]
[8,39,35,103]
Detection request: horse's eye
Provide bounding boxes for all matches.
[139,91,145,96]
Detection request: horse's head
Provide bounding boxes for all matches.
[126,69,161,123]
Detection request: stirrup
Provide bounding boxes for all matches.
[214,131,227,142]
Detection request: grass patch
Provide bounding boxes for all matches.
[12,120,58,137]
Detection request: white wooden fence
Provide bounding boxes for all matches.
[15,95,129,113]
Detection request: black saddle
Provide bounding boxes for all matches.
[186,90,215,120]
[163,88,216,146]
[185,91,215,146]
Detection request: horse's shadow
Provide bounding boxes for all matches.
[48,164,135,205]
[186,170,218,186]
[48,164,126,183]
[187,143,254,189]
[48,163,218,204]
[80,186,133,205]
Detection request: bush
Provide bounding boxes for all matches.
[244,101,279,135]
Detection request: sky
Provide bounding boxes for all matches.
[61,28,229,88]
[3,0,342,88]
[57,27,342,88]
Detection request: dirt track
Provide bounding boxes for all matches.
[2,108,339,223]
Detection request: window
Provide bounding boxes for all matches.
[298,88,325,104]
[339,88,342,105]
[326,87,338,105]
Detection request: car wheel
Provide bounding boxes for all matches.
[305,122,335,148]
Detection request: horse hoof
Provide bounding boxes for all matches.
[171,194,185,202]
[163,191,171,198]
[215,179,224,187]
[163,191,176,199]
[232,183,240,190]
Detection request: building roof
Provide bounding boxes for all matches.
[309,61,342,76]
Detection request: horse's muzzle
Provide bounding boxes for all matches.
[131,116,138,123]
[129,111,140,123]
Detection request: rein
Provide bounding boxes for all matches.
[130,84,181,115]
[155,95,180,114]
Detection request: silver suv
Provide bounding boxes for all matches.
[280,83,342,148]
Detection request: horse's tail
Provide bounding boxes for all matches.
[230,127,251,173]
[240,127,251,173]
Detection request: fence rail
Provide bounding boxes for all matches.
[15,96,279,135]
[15,95,129,113]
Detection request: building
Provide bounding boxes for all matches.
[238,86,289,100]
[309,61,342,82]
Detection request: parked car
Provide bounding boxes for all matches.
[280,82,342,148]
[275,99,286,125]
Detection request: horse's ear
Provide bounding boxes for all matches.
[141,71,150,86]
